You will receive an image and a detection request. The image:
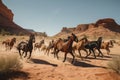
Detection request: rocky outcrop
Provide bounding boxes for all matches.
[55,18,120,38]
[95,18,118,27]
[95,18,120,32]
[0,0,31,35]
[0,0,13,21]
[61,27,75,33]
[75,24,89,32]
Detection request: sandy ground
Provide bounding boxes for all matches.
[0,41,120,80]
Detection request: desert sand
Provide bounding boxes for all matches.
[0,38,120,80]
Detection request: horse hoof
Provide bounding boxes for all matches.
[63,60,65,62]
[71,61,75,64]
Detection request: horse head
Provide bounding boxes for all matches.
[79,37,88,43]
[97,37,102,42]
[71,33,78,42]
[12,37,16,43]
[29,34,35,43]
[40,39,44,44]
[97,37,102,48]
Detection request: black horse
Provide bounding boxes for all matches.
[17,34,35,59]
[84,37,103,58]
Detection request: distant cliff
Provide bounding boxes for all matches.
[0,0,31,35]
[55,18,120,39]
[0,0,13,21]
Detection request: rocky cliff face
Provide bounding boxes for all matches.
[55,18,120,38]
[0,0,31,35]
[0,0,13,21]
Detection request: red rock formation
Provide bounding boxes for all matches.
[75,24,89,32]
[0,0,31,35]
[0,0,13,21]
[55,18,120,38]
[95,18,118,27]
[61,27,75,33]
[95,18,120,33]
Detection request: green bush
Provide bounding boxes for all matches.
[107,55,120,74]
[0,54,22,74]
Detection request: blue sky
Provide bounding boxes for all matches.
[3,0,120,36]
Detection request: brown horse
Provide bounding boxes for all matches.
[34,39,44,51]
[53,33,78,64]
[72,37,89,60]
[2,37,16,50]
[100,40,115,55]
[44,40,54,56]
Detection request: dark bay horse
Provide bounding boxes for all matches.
[17,34,35,59]
[2,37,16,50]
[53,33,78,63]
[84,37,103,58]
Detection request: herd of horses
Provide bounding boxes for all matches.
[2,33,116,64]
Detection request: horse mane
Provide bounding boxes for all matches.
[97,37,102,48]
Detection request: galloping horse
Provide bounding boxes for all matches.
[100,40,115,55]
[2,37,16,50]
[34,39,44,51]
[84,37,103,58]
[72,37,89,60]
[44,40,54,56]
[17,34,35,59]
[53,33,78,63]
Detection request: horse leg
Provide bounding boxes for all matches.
[56,50,59,60]
[6,45,8,51]
[91,49,96,59]
[70,52,75,64]
[86,49,92,58]
[18,50,22,59]
[45,48,48,56]
[63,52,68,63]
[97,49,103,58]
[21,51,24,56]
[53,49,59,59]
[47,49,50,56]
[24,51,27,58]
[78,49,83,60]
[106,48,110,55]
[28,51,32,59]
[34,47,36,51]
[9,47,11,50]
[83,48,88,58]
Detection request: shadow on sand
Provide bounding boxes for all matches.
[0,71,29,80]
[31,58,58,67]
[66,57,106,68]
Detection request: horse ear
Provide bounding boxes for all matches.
[71,33,74,35]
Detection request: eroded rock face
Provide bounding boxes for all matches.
[55,18,120,38]
[0,0,31,35]
[75,24,89,32]
[0,0,13,21]
[95,18,118,27]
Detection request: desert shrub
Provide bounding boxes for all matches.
[0,29,10,36]
[0,54,22,74]
[107,55,120,74]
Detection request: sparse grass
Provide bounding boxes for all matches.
[107,55,120,74]
[0,54,22,74]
